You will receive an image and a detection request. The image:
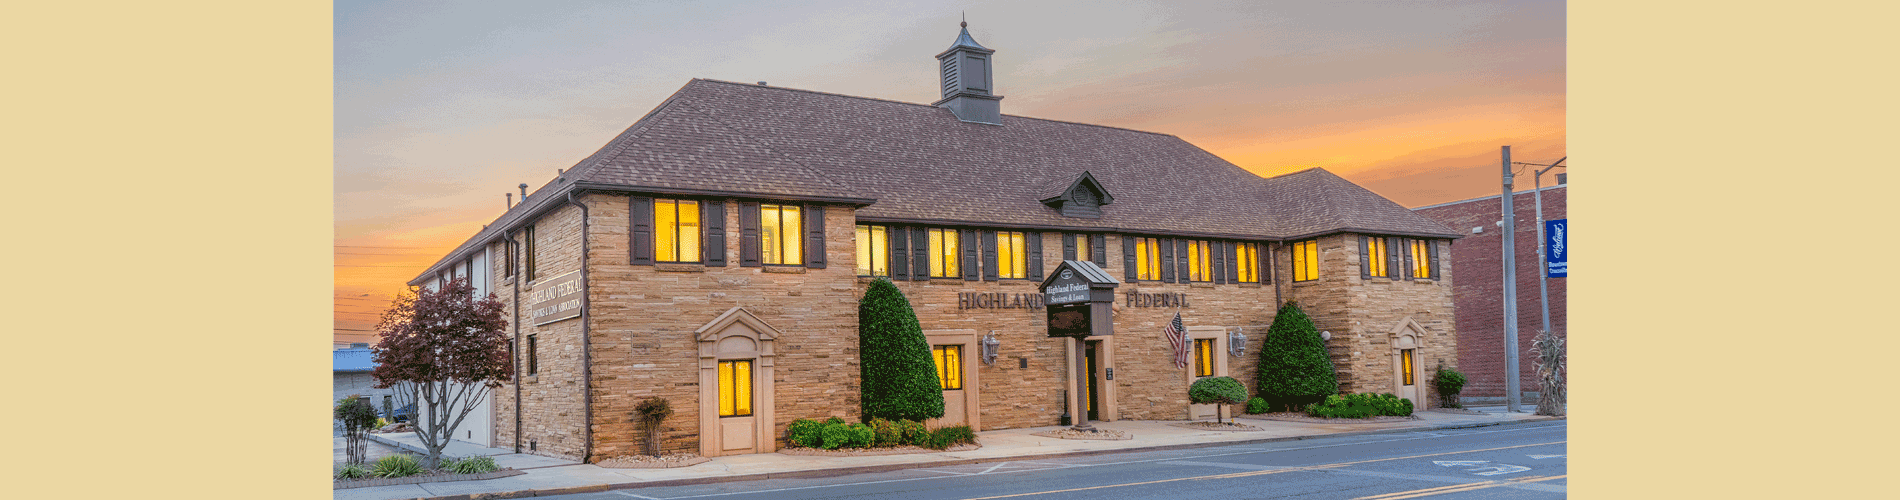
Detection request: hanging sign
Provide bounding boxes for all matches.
[1039,261,1119,338]
[1545,218,1567,278]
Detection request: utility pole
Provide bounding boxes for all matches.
[1500,146,1520,413]
[1532,158,1565,337]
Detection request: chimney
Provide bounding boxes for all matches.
[519,183,529,201]
[932,21,1003,125]
[506,192,513,209]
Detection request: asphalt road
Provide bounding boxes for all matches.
[540,421,1567,500]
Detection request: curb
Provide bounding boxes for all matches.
[400,416,1564,500]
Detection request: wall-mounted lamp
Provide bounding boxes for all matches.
[1320,330,1332,342]
[980,331,1000,366]
[1228,327,1248,357]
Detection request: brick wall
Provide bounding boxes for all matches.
[1413,186,1566,401]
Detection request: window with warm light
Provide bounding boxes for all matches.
[1186,240,1213,281]
[655,199,701,263]
[760,204,803,265]
[933,345,963,390]
[1292,239,1318,282]
[1075,234,1091,263]
[855,225,889,276]
[1235,242,1260,283]
[1364,237,1390,278]
[996,231,1027,279]
[1409,239,1433,279]
[717,360,753,417]
[1401,349,1415,386]
[928,228,960,278]
[1134,237,1162,280]
[1194,339,1214,377]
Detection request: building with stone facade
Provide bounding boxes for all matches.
[409,25,1463,462]
[1412,183,1566,404]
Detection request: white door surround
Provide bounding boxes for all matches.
[924,329,981,431]
[1185,326,1230,420]
[1388,317,1431,410]
[696,307,779,457]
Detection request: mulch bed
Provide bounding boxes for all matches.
[1031,428,1132,440]
[333,468,522,490]
[1236,412,1423,424]
[778,443,981,457]
[1166,421,1263,432]
[597,454,711,469]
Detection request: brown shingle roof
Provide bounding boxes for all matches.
[411,78,1458,283]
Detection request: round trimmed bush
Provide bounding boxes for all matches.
[787,418,825,448]
[1245,397,1269,414]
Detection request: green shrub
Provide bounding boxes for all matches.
[334,463,370,480]
[1245,397,1269,414]
[869,418,902,447]
[445,456,498,474]
[1433,365,1467,408]
[845,423,875,448]
[858,279,946,422]
[826,416,846,425]
[1257,301,1338,412]
[897,419,930,446]
[1306,394,1388,419]
[924,425,976,450]
[788,418,826,448]
[371,454,423,478]
[1188,376,1249,423]
[819,422,851,449]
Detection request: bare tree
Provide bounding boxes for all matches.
[1532,329,1566,417]
[373,277,511,468]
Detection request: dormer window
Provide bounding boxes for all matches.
[1041,171,1115,219]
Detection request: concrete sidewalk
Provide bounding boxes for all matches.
[342,409,1561,500]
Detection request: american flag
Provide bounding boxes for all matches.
[1163,312,1188,369]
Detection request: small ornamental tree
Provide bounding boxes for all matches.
[857,278,945,422]
[1188,376,1248,424]
[1256,301,1339,412]
[373,277,511,468]
[334,395,379,464]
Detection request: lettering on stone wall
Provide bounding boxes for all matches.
[958,292,1048,310]
[1124,291,1189,308]
[529,271,585,325]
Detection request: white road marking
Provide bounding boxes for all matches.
[640,423,1568,499]
[613,491,664,499]
[1469,464,1532,476]
[1529,454,1565,459]
[1433,461,1490,467]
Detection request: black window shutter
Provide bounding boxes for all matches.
[630,196,654,266]
[911,227,930,281]
[1227,242,1242,283]
[889,226,910,280]
[1263,242,1275,284]
[1160,238,1176,283]
[1392,237,1406,281]
[739,201,761,267]
[1063,233,1077,261]
[804,205,826,268]
[1122,235,1138,280]
[1428,239,1441,280]
[702,201,726,266]
[1090,234,1107,267]
[1398,237,1413,279]
[1213,241,1227,284]
[1176,239,1191,283]
[1027,232,1044,281]
[982,230,999,281]
[960,229,979,281]
[1358,236,1371,280]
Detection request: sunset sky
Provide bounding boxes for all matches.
[333,0,1566,345]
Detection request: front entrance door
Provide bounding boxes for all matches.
[1084,342,1100,421]
[1397,348,1418,405]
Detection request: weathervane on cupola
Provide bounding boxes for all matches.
[933,14,1003,125]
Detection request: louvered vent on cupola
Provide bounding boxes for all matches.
[1041,171,1114,219]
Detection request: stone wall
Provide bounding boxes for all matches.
[492,202,591,461]
[1282,233,1458,405]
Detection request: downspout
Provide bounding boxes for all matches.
[510,230,523,454]
[567,191,595,464]
[1272,241,1283,308]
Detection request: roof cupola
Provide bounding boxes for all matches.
[933,20,1003,124]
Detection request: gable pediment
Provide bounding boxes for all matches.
[1040,171,1114,219]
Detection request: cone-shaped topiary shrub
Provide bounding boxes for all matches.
[858,279,946,422]
[1188,376,1249,424]
[1256,301,1338,412]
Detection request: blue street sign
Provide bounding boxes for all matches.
[1545,218,1567,277]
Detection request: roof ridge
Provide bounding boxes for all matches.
[692,78,1176,138]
